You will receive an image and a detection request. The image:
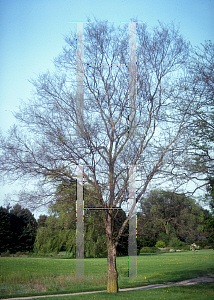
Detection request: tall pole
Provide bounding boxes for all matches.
[128,22,137,278]
[76,165,84,278]
[128,22,137,136]
[76,22,84,135]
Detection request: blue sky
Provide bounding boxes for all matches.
[0,0,213,214]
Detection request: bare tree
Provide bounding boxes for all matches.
[0,20,195,292]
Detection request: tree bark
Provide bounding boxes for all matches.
[107,242,118,293]
[164,221,170,236]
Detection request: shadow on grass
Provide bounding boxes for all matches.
[118,268,214,290]
[139,252,164,256]
[145,268,214,285]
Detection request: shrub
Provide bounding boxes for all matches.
[140,247,159,254]
[16,251,25,256]
[155,240,166,248]
[204,245,213,249]
[196,239,210,249]
[182,244,190,251]
[157,232,170,246]
[168,237,184,249]
[1,250,10,257]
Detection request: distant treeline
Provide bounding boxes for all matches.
[1,189,214,256]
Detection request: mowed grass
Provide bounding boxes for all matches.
[25,283,214,300]
[0,250,214,298]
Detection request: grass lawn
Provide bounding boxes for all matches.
[0,250,213,298]
[24,283,214,300]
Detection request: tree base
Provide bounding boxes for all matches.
[107,272,118,293]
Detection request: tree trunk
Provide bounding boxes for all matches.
[164,221,170,235]
[107,242,118,293]
[104,205,118,293]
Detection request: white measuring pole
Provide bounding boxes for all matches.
[128,164,137,277]
[128,22,137,136]
[76,165,84,278]
[128,22,138,278]
[76,23,84,135]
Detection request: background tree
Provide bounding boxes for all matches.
[37,215,48,227]
[0,20,198,292]
[204,211,214,247]
[35,178,129,257]
[185,41,214,210]
[0,206,12,253]
[0,204,37,254]
[138,190,210,246]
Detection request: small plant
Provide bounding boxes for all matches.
[155,240,166,248]
[190,243,200,254]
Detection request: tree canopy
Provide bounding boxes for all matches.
[138,190,211,247]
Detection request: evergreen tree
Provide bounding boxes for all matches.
[0,204,37,254]
[0,206,12,253]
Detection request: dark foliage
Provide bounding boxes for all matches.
[0,204,37,254]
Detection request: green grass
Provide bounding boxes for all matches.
[21,283,214,300]
[0,250,214,298]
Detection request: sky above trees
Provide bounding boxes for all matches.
[0,0,213,213]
